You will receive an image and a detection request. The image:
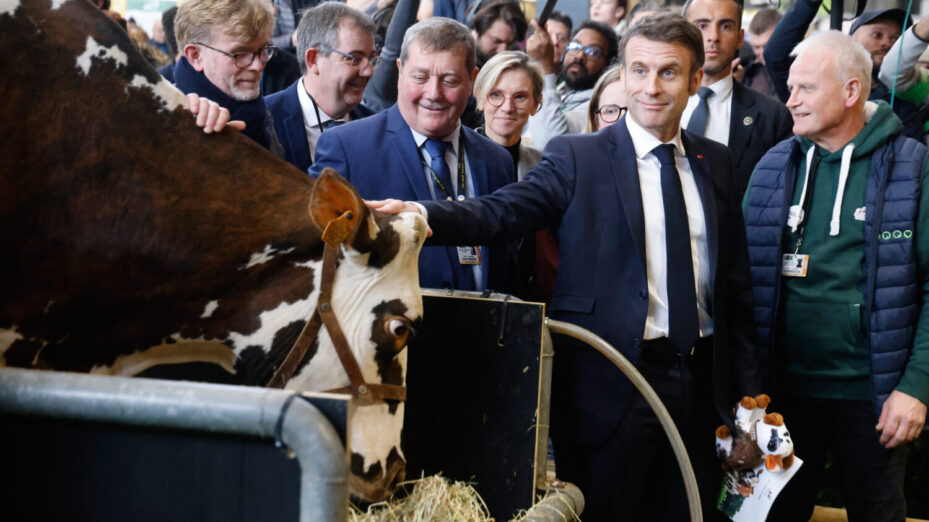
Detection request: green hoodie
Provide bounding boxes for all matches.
[778,101,918,400]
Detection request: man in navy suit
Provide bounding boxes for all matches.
[310,17,516,292]
[681,0,792,196]
[372,13,760,520]
[266,2,377,172]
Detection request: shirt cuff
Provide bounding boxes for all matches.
[412,201,429,221]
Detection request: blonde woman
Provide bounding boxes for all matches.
[474,51,544,181]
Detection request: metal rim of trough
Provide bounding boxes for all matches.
[545,318,702,522]
[0,367,349,522]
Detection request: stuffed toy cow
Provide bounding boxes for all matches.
[714,394,795,473]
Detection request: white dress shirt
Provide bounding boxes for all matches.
[297,79,353,158]
[409,124,484,290]
[625,117,714,339]
[681,74,733,146]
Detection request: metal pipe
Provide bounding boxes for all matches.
[534,315,555,490]
[545,319,702,522]
[0,368,348,522]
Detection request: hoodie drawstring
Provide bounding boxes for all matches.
[830,144,855,236]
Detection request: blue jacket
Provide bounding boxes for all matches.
[265,79,375,173]
[424,119,761,441]
[744,133,926,414]
[309,105,517,292]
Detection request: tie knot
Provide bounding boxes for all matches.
[698,86,713,100]
[652,144,676,166]
[424,138,449,160]
[322,119,344,129]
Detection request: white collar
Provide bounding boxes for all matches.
[410,123,462,156]
[704,74,734,100]
[298,79,350,126]
[625,116,686,160]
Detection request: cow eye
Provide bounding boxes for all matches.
[384,316,413,349]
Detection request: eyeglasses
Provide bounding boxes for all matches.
[486,90,533,109]
[319,45,380,68]
[596,104,626,123]
[565,41,604,60]
[196,42,275,68]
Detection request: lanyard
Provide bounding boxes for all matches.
[307,92,329,133]
[422,133,467,201]
[792,148,823,254]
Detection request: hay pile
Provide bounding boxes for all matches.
[350,475,497,522]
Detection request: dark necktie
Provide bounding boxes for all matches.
[423,138,454,200]
[424,138,476,290]
[652,144,699,353]
[322,119,344,130]
[686,87,714,137]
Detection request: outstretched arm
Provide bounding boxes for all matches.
[764,0,821,102]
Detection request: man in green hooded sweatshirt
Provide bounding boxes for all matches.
[743,30,929,521]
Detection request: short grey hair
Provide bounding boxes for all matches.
[791,30,872,94]
[473,51,544,110]
[399,17,476,72]
[295,1,376,75]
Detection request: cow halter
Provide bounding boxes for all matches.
[266,211,407,406]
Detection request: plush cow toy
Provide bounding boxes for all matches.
[715,394,795,473]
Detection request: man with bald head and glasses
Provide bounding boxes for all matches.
[266,2,378,172]
[174,0,282,153]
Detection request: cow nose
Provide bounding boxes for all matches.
[385,456,406,492]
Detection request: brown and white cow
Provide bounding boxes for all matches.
[0,0,425,502]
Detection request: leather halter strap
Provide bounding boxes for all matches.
[266,242,407,406]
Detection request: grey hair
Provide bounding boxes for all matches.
[295,1,376,75]
[399,17,476,72]
[791,30,872,94]
[472,51,544,110]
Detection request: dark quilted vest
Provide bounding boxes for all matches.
[744,135,925,416]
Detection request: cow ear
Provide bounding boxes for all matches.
[309,168,365,247]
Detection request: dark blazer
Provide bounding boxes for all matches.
[422,118,760,445]
[309,104,517,292]
[265,79,375,173]
[728,81,793,196]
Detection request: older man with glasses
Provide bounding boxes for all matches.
[174,0,283,153]
[526,18,618,149]
[266,2,378,172]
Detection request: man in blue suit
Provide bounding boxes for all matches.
[310,17,516,292]
[266,2,377,172]
[373,13,760,520]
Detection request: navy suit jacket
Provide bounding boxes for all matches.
[727,81,793,196]
[266,79,375,173]
[422,118,761,445]
[310,104,517,292]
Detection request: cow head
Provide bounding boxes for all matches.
[291,169,427,501]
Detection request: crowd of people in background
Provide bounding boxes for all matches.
[89,0,929,520]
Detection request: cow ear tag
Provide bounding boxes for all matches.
[310,167,363,246]
[321,210,354,246]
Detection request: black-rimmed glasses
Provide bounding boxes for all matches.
[195,42,275,68]
[596,104,626,123]
[565,41,604,60]
[486,90,533,109]
[319,45,380,68]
